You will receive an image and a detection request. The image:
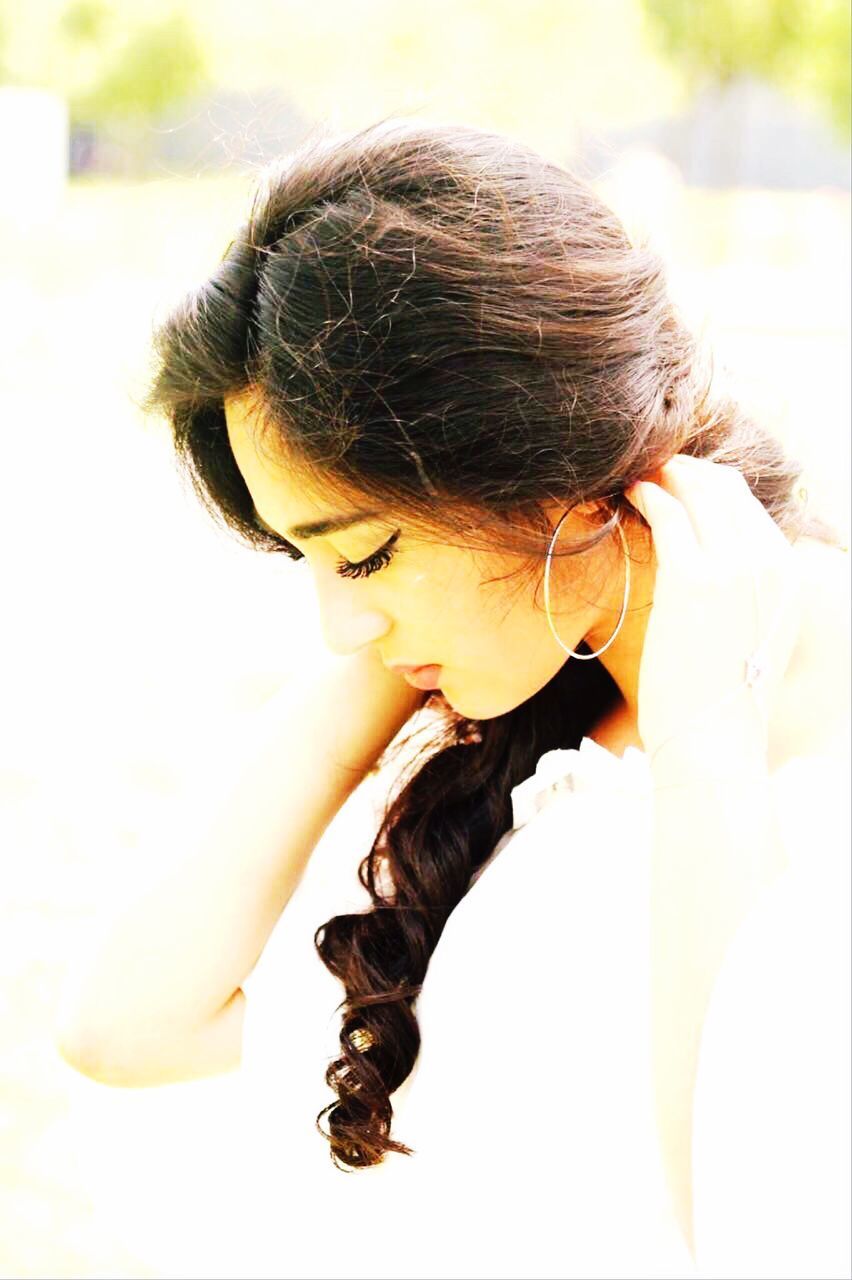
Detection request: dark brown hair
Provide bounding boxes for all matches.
[142,116,842,1171]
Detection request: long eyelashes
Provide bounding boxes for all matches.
[258,524,400,580]
[335,530,401,579]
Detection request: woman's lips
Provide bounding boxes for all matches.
[399,665,443,690]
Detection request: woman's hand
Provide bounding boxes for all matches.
[624,455,804,762]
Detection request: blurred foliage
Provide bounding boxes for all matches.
[642,0,851,140]
[0,0,683,157]
[0,0,846,159]
[59,0,109,43]
[0,0,207,126]
[72,12,207,122]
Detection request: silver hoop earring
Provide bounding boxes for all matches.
[543,511,631,660]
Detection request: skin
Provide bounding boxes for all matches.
[224,388,658,727]
[224,388,849,767]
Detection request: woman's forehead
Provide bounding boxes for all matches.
[224,389,281,455]
[223,391,580,549]
[224,392,384,531]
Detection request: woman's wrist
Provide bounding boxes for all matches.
[645,690,770,788]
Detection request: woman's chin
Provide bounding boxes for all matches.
[428,686,517,722]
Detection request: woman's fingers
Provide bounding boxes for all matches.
[664,454,792,558]
[624,473,698,573]
[628,455,787,568]
[626,455,799,694]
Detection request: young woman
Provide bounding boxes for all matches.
[60,119,849,1277]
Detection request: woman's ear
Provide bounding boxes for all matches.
[573,499,605,519]
[541,496,597,519]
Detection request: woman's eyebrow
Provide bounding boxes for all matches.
[252,505,384,539]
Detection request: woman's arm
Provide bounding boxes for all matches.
[690,746,851,1279]
[55,647,424,1084]
[648,702,786,1264]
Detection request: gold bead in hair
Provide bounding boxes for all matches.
[349,1026,374,1053]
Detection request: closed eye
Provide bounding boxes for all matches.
[335,530,400,579]
[252,518,400,580]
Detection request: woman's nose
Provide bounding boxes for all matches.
[315,583,392,656]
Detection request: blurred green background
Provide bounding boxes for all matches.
[0,2,849,1276]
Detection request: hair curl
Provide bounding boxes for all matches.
[142,115,843,1170]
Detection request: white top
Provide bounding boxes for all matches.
[223,724,850,1280]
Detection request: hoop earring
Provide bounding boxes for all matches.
[543,511,630,660]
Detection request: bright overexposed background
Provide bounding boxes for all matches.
[0,1,849,1275]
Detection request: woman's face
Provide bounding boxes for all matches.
[224,390,650,720]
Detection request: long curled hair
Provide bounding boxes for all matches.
[142,117,842,1171]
